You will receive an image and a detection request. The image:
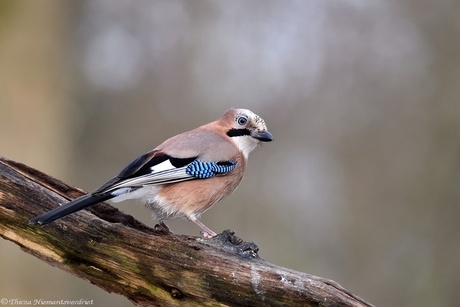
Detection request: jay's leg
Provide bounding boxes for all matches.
[190,218,217,238]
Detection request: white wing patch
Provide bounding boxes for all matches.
[150,160,175,173]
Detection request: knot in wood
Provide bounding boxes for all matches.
[170,287,184,299]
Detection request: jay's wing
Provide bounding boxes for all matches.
[94,150,197,194]
[94,150,237,195]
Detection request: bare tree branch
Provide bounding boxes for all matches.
[0,157,373,307]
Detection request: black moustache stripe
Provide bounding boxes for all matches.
[226,128,251,137]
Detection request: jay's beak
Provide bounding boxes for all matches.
[251,130,274,142]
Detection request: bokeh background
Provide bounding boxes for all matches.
[1,1,459,306]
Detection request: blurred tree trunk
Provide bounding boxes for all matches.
[0,157,374,307]
[0,1,81,301]
[0,0,75,176]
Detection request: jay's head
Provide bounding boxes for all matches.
[221,108,273,157]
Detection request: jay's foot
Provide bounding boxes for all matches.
[154,221,172,235]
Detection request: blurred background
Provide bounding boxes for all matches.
[1,0,459,306]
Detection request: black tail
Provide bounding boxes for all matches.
[29,193,113,225]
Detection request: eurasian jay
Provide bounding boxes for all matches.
[29,108,273,237]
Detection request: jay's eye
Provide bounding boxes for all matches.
[237,116,248,126]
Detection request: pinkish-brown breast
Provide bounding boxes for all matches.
[156,152,246,218]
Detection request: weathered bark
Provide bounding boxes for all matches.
[0,157,373,307]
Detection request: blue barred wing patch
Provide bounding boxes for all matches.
[186,160,237,179]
